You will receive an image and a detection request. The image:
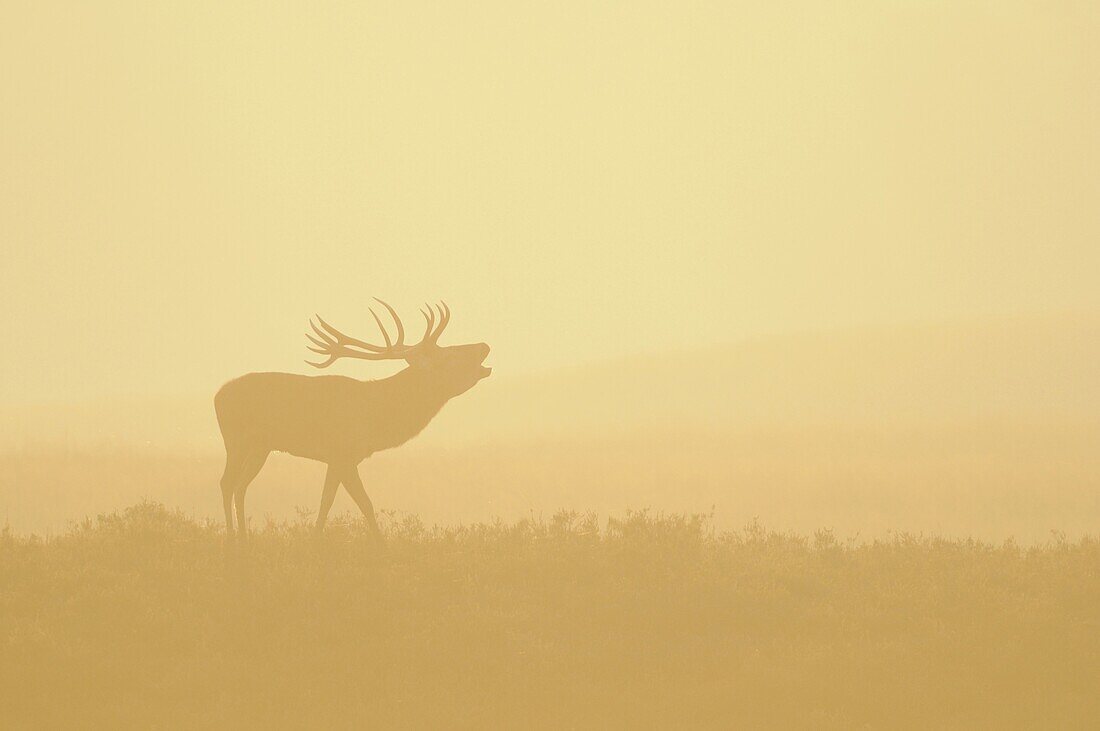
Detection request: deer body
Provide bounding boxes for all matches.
[215,300,490,540]
[216,370,451,463]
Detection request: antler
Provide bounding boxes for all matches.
[418,301,450,345]
[306,298,451,368]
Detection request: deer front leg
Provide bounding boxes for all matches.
[315,465,341,533]
[338,465,383,545]
[231,450,269,540]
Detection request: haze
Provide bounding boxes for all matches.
[3,1,1099,401]
[8,4,1100,726]
[2,2,1099,542]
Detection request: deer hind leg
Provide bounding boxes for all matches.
[231,450,270,538]
[339,465,382,545]
[315,465,340,533]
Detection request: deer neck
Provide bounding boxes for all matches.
[399,365,452,405]
[357,366,453,448]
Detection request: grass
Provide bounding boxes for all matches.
[2,502,1099,729]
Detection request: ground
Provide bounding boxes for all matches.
[2,503,1098,729]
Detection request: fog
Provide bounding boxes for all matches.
[4,314,1098,542]
[5,3,1100,727]
[3,2,1099,403]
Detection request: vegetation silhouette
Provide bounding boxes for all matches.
[215,299,491,540]
[4,503,1099,728]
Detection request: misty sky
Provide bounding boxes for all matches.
[2,2,1098,401]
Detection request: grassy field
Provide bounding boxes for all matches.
[2,503,1098,729]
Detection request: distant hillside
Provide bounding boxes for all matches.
[3,314,1099,451]
[437,312,1100,442]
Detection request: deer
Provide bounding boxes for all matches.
[214,299,491,542]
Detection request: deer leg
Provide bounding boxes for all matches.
[222,484,235,537]
[339,466,382,545]
[219,449,247,537]
[315,465,340,533]
[232,450,269,539]
[220,476,236,538]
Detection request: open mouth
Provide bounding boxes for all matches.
[477,344,492,378]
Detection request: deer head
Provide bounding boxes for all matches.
[305,299,491,397]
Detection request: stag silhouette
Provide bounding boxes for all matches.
[215,299,491,540]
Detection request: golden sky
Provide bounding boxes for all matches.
[2,2,1098,400]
